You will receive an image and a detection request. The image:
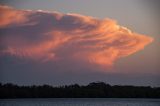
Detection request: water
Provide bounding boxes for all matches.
[0,98,160,106]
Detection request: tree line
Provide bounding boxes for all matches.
[0,82,160,98]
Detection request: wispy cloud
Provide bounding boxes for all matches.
[0,5,153,69]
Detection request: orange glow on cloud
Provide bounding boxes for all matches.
[0,5,28,27]
[0,5,153,68]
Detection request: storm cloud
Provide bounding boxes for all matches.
[0,5,153,69]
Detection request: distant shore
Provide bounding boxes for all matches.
[0,82,160,98]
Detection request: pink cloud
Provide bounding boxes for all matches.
[0,5,153,69]
[0,5,28,27]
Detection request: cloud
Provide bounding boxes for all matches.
[0,5,28,27]
[0,5,153,69]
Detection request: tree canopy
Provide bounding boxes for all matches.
[0,82,160,98]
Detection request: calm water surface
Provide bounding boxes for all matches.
[0,98,160,106]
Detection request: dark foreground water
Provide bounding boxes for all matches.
[0,98,160,106]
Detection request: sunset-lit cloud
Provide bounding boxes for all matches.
[0,5,153,68]
[0,5,28,27]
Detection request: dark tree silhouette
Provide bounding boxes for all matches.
[0,82,160,98]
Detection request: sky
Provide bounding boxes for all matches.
[0,0,159,86]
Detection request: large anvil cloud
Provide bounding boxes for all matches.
[0,5,153,69]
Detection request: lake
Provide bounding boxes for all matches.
[0,98,160,106]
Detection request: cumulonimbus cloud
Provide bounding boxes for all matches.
[0,5,153,68]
